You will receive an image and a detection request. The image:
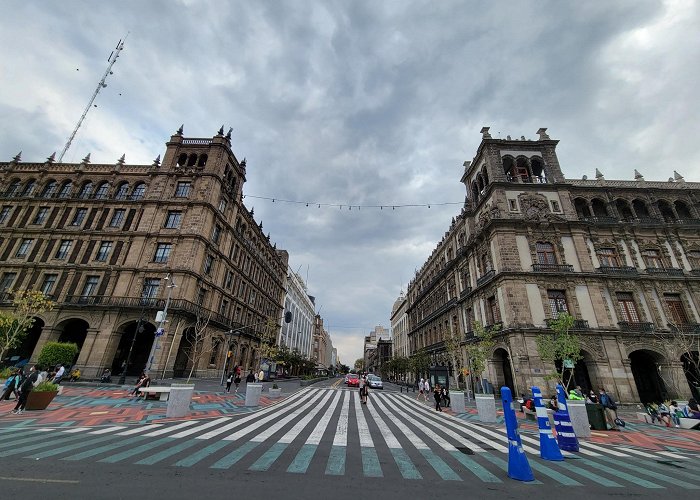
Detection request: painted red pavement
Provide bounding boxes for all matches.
[1,386,280,426]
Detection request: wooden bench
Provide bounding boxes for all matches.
[138,386,171,401]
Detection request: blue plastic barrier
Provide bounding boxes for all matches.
[531,386,563,461]
[501,386,535,481]
[553,384,579,452]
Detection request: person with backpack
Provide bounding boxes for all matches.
[225,372,233,393]
[12,365,38,414]
[1,369,21,400]
[599,388,619,431]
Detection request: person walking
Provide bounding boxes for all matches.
[52,364,65,384]
[225,372,233,393]
[1,369,21,401]
[598,388,619,431]
[423,378,430,402]
[417,378,425,401]
[433,383,442,411]
[12,365,38,414]
[441,385,451,408]
[246,370,255,383]
[234,373,242,392]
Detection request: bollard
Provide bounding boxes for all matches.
[532,386,563,461]
[553,384,579,452]
[501,387,535,481]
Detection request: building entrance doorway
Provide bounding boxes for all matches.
[630,349,666,403]
[57,319,89,365]
[493,348,514,395]
[111,321,156,376]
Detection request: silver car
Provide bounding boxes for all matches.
[367,374,383,389]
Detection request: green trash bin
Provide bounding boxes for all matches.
[586,403,607,430]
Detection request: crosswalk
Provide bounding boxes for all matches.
[0,387,698,488]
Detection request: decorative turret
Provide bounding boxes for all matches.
[46,152,56,165]
[152,154,161,168]
[634,169,644,181]
[116,154,126,168]
[595,168,605,180]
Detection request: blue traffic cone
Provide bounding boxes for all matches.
[531,386,563,461]
[553,384,579,452]
[501,386,535,481]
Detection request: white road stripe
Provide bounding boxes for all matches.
[578,441,631,457]
[354,392,374,448]
[117,424,163,436]
[381,395,455,451]
[62,427,91,433]
[88,426,127,435]
[332,392,350,447]
[656,450,689,459]
[305,391,342,445]
[170,417,230,438]
[366,397,402,449]
[143,420,199,436]
[278,390,334,444]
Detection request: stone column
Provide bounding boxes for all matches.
[29,323,60,365]
[76,328,101,379]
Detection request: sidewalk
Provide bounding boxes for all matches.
[0,378,301,427]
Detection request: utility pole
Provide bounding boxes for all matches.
[147,274,176,378]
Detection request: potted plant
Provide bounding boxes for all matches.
[269,382,282,398]
[25,380,59,410]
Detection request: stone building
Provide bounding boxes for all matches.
[406,127,700,403]
[311,314,333,371]
[390,291,409,358]
[0,126,289,379]
[278,269,315,359]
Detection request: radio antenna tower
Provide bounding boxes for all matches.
[58,34,128,162]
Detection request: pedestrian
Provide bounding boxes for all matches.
[246,370,255,383]
[669,400,682,427]
[359,374,368,404]
[423,378,430,402]
[52,364,65,384]
[1,369,21,400]
[441,385,451,408]
[656,401,671,427]
[12,365,38,414]
[226,372,233,393]
[258,369,265,383]
[686,398,700,419]
[598,388,619,431]
[234,373,241,392]
[586,390,598,404]
[433,383,442,411]
[130,372,148,397]
[100,368,111,383]
[417,378,425,401]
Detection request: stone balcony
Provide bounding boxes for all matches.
[618,321,655,333]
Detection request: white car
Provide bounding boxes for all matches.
[367,374,383,389]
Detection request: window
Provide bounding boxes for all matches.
[0,206,11,224]
[486,296,500,325]
[218,198,227,212]
[109,209,126,227]
[22,181,36,197]
[15,239,33,258]
[212,225,222,245]
[78,182,93,199]
[94,182,109,199]
[547,289,569,318]
[197,287,207,306]
[616,292,640,323]
[219,299,229,317]
[0,272,17,295]
[4,180,20,197]
[642,249,663,269]
[164,211,182,229]
[550,200,560,212]
[131,183,146,200]
[154,243,172,263]
[55,240,73,259]
[80,276,100,300]
[40,181,57,198]
[689,250,700,270]
[32,207,50,225]
[95,241,113,261]
[175,181,191,198]
[204,254,214,275]
[115,183,129,200]
[41,274,58,296]
[58,181,72,198]
[209,338,221,365]
[665,294,689,325]
[70,208,88,226]
[508,199,518,211]
[481,253,491,273]
[141,278,161,300]
[224,270,234,289]
[597,248,619,267]
[536,242,557,264]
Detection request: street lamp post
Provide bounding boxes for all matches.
[146,274,176,378]
[118,313,145,385]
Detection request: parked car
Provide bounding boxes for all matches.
[367,374,383,389]
[346,373,360,387]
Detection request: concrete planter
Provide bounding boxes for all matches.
[449,391,466,412]
[475,394,497,423]
[268,388,282,398]
[567,400,591,438]
[25,390,58,411]
[245,383,263,406]
[165,384,194,418]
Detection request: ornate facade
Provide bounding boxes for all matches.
[0,126,289,379]
[406,127,700,402]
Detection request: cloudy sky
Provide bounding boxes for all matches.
[2,1,699,366]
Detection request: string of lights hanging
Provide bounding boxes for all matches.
[243,194,465,210]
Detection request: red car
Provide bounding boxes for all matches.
[346,374,360,387]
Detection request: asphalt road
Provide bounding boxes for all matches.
[0,377,697,499]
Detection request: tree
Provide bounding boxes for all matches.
[354,358,365,371]
[181,308,217,382]
[464,321,498,394]
[0,290,55,361]
[443,320,465,389]
[257,316,279,367]
[410,349,430,381]
[535,313,582,390]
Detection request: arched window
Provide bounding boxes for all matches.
[574,198,591,218]
[516,157,530,182]
[4,180,21,197]
[131,183,146,200]
[536,242,557,264]
[177,153,187,166]
[94,182,110,200]
[22,180,37,196]
[197,154,208,167]
[674,200,692,220]
[78,182,93,199]
[40,180,58,198]
[115,182,129,200]
[187,154,197,167]
[591,198,609,217]
[503,156,515,179]
[632,199,651,218]
[615,199,633,220]
[657,200,675,222]
[481,167,489,186]
[58,181,73,198]
[531,157,546,183]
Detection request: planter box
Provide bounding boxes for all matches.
[165,384,194,418]
[25,390,58,411]
[245,383,263,406]
[268,388,282,398]
[475,394,497,423]
[449,391,466,412]
[567,400,591,438]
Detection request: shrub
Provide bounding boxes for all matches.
[0,366,13,379]
[33,380,59,392]
[37,342,79,369]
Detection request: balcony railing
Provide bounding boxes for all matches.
[476,269,495,287]
[532,263,574,273]
[618,321,654,333]
[691,269,700,276]
[581,216,619,224]
[669,323,700,334]
[630,216,662,225]
[596,266,638,275]
[546,318,589,330]
[645,267,684,277]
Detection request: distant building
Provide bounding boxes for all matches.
[0,127,288,379]
[312,314,333,370]
[390,291,409,358]
[278,269,314,359]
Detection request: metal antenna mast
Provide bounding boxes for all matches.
[58,34,128,162]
